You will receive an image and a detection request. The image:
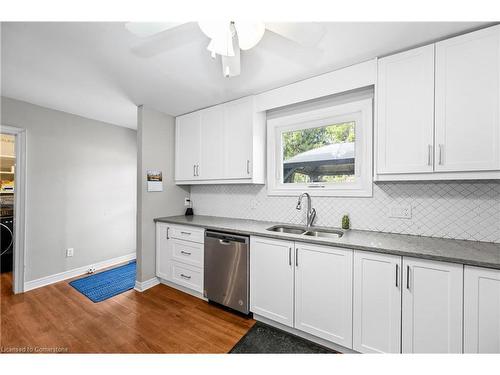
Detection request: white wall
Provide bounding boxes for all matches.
[136,106,188,282]
[1,96,137,281]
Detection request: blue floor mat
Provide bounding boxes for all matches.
[69,261,136,303]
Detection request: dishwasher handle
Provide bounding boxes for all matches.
[205,230,249,244]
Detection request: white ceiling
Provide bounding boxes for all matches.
[1,22,488,129]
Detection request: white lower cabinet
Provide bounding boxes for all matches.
[155,223,205,295]
[402,257,463,353]
[464,266,500,353]
[156,222,172,280]
[250,237,353,348]
[295,243,353,348]
[250,237,295,327]
[353,251,402,353]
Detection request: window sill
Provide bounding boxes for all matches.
[266,185,373,197]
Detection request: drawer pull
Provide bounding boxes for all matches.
[180,274,191,280]
[406,265,410,290]
[180,250,192,256]
[180,231,191,235]
[395,264,399,287]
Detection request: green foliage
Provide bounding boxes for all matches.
[342,215,350,230]
[282,122,355,160]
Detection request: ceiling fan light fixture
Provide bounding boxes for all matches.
[200,21,236,57]
[234,21,266,50]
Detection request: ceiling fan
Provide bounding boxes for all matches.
[125,21,326,78]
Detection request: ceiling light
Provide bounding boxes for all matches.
[199,21,236,57]
[233,22,265,50]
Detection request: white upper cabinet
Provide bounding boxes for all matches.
[377,44,435,174]
[175,95,265,184]
[175,111,201,181]
[250,237,295,327]
[353,251,402,353]
[199,105,225,180]
[435,25,500,172]
[402,258,463,353]
[294,243,353,348]
[376,25,500,181]
[464,266,500,353]
[224,97,254,179]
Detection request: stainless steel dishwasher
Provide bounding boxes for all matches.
[204,231,249,314]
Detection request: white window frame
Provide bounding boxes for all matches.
[267,98,373,197]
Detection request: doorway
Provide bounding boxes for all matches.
[0,125,26,293]
[1,134,15,276]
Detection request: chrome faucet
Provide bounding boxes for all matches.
[296,193,316,229]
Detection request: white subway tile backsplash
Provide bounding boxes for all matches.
[190,181,500,243]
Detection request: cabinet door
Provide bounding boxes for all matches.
[294,243,353,348]
[464,266,500,353]
[175,111,201,180]
[199,106,224,180]
[402,258,463,353]
[250,237,294,327]
[155,223,172,280]
[224,97,253,179]
[377,44,435,174]
[353,251,402,353]
[435,25,500,172]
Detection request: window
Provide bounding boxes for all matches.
[267,99,373,197]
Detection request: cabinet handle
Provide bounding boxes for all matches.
[295,248,298,267]
[246,160,250,174]
[288,247,292,266]
[180,274,191,280]
[166,227,169,240]
[180,251,191,256]
[193,164,196,176]
[438,144,444,165]
[406,265,410,290]
[196,164,200,176]
[181,231,191,235]
[427,145,433,166]
[395,263,399,287]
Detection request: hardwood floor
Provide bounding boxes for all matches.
[0,271,255,353]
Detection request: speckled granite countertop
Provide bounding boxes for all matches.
[154,215,500,270]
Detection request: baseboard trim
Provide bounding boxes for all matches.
[253,314,358,354]
[134,277,160,292]
[24,252,136,292]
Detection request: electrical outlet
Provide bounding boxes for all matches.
[390,205,412,219]
[66,248,74,257]
[250,199,258,210]
[184,197,191,206]
[87,267,96,274]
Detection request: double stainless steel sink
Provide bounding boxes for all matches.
[266,225,344,238]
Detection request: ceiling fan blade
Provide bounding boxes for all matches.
[265,22,327,47]
[125,22,186,38]
[257,29,324,67]
[130,22,205,58]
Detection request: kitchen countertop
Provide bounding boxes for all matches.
[154,215,500,270]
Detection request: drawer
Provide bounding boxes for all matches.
[170,262,203,293]
[170,239,204,267]
[169,224,205,244]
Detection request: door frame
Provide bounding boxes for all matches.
[1,124,27,294]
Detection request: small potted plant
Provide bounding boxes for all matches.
[341,214,350,230]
